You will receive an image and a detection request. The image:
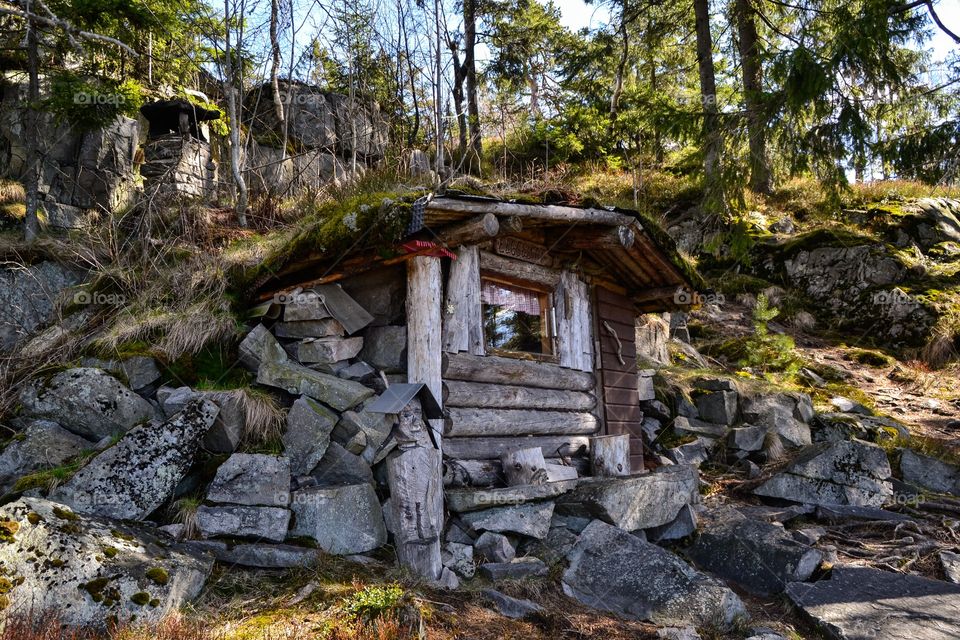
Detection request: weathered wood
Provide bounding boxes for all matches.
[386,447,444,579]
[444,408,598,437]
[499,215,523,234]
[559,225,635,250]
[442,352,595,391]
[441,246,485,356]
[501,447,549,486]
[436,212,499,247]
[546,463,579,482]
[443,457,588,487]
[555,271,594,373]
[479,250,559,286]
[407,256,444,448]
[427,198,635,226]
[445,479,579,512]
[591,434,631,477]
[443,435,590,460]
[443,381,595,411]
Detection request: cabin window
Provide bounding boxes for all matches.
[480,277,554,357]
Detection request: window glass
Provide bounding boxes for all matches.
[481,278,553,355]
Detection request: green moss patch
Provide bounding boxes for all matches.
[130,591,151,606]
[0,520,19,543]
[145,567,169,586]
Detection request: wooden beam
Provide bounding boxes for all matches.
[444,408,599,437]
[443,457,588,487]
[591,434,631,477]
[441,246,485,356]
[443,435,591,460]
[443,381,596,411]
[427,198,635,226]
[407,255,444,451]
[558,225,635,251]
[479,250,560,286]
[442,352,595,391]
[432,213,499,247]
[501,447,549,486]
[386,447,443,580]
[498,215,523,234]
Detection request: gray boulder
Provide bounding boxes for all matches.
[441,541,475,578]
[206,453,290,507]
[786,565,960,639]
[196,505,290,542]
[754,440,893,507]
[666,439,711,466]
[283,396,337,476]
[562,520,747,627]
[900,449,960,496]
[80,356,161,391]
[332,401,395,463]
[19,368,154,440]
[289,483,386,554]
[474,531,516,563]
[0,261,84,352]
[693,389,738,426]
[257,359,373,411]
[310,441,374,487]
[646,504,698,542]
[0,420,91,494]
[556,465,698,531]
[940,550,960,583]
[0,497,212,627]
[186,541,320,569]
[686,509,823,595]
[51,399,218,520]
[728,424,769,452]
[160,388,246,453]
[482,589,543,619]
[239,324,288,370]
[359,325,407,372]
[672,416,728,439]
[741,394,812,449]
[478,558,549,580]
[461,501,554,539]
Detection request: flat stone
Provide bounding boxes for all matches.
[339,361,376,381]
[284,396,337,476]
[741,394,812,448]
[728,425,769,452]
[692,377,736,392]
[666,439,711,466]
[289,483,386,554]
[274,319,345,338]
[673,416,728,439]
[360,325,407,372]
[641,417,663,441]
[196,505,290,542]
[556,465,698,531]
[281,291,332,321]
[52,399,218,520]
[786,565,960,639]
[900,449,960,496]
[562,520,747,627]
[288,336,364,364]
[687,509,823,596]
[310,441,374,487]
[446,480,579,513]
[19,367,154,440]
[206,453,290,507]
[200,391,247,453]
[188,541,321,568]
[482,589,543,619]
[81,355,161,391]
[813,504,912,523]
[442,541,475,578]
[474,531,515,563]
[830,396,873,415]
[657,628,702,640]
[940,550,960,583]
[646,504,698,542]
[638,371,656,402]
[0,497,212,627]
[257,359,373,411]
[332,402,395,464]
[461,501,555,539]
[478,558,548,580]
[754,440,893,507]
[239,324,288,370]
[0,420,91,494]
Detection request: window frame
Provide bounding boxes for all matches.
[479,272,558,363]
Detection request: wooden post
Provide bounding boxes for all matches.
[501,447,549,486]
[591,434,631,477]
[407,255,444,446]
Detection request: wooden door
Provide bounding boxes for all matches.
[594,285,644,472]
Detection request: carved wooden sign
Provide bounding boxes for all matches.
[494,236,549,264]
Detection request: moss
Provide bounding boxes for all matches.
[81,577,110,602]
[111,529,135,541]
[0,520,19,543]
[52,506,79,521]
[145,567,169,586]
[130,591,151,606]
[0,577,12,594]
[149,598,161,607]
[102,546,118,559]
[845,348,894,368]
[25,512,41,526]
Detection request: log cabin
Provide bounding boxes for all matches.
[253,191,701,579]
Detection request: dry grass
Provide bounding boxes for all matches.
[0,180,25,206]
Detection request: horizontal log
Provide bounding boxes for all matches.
[443,457,587,488]
[443,381,596,411]
[442,435,591,460]
[558,225,635,251]
[499,215,524,234]
[445,408,599,437]
[445,479,580,513]
[479,250,559,286]
[427,198,635,227]
[442,352,595,391]
[435,213,499,247]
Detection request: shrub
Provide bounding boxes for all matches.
[739,294,803,377]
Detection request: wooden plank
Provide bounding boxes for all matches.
[442,352,595,391]
[441,246,485,356]
[602,370,643,390]
[559,225,635,250]
[601,387,640,406]
[591,434,631,477]
[443,381,596,411]
[386,447,443,579]
[555,271,594,373]
[407,256,444,449]
[444,408,599,437]
[445,480,579,512]
[603,403,642,423]
[427,198,635,226]
[479,250,560,286]
[501,447,549,486]
[443,436,591,460]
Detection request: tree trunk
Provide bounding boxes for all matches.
[450,47,468,165]
[735,0,771,194]
[23,10,40,243]
[463,0,482,173]
[223,0,248,227]
[269,0,284,128]
[693,0,721,188]
[590,434,631,477]
[609,17,629,130]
